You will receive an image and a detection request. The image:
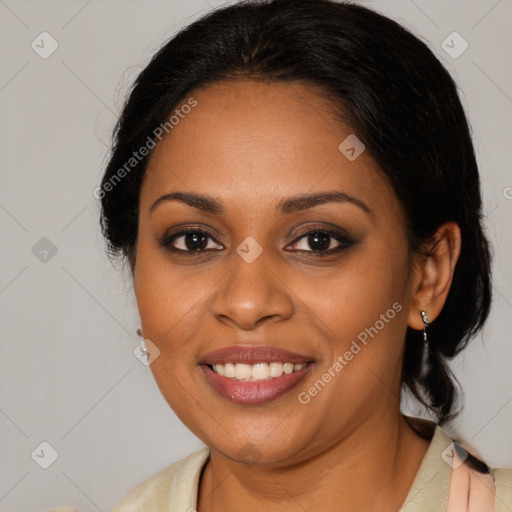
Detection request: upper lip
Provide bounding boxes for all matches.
[199,345,314,365]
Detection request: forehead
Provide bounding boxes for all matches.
[141,80,398,219]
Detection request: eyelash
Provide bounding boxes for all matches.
[159,226,353,257]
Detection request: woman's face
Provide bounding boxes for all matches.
[134,80,416,465]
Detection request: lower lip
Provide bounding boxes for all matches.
[200,364,312,405]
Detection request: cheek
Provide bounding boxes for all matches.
[133,252,207,416]
[290,245,409,425]
[299,239,408,344]
[300,237,410,407]
[134,230,203,327]
[133,240,201,365]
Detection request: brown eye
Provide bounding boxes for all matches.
[288,228,353,255]
[161,228,223,252]
[302,232,334,251]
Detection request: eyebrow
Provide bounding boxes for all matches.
[149,190,372,216]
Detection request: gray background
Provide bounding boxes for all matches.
[1,0,511,510]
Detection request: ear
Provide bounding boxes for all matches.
[407,221,462,330]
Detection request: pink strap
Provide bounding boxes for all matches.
[446,442,496,511]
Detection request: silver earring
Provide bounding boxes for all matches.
[419,311,430,379]
[420,311,430,342]
[136,328,148,355]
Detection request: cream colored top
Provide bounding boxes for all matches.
[111,418,512,511]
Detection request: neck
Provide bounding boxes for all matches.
[197,411,432,512]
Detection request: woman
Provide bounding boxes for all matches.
[98,0,512,510]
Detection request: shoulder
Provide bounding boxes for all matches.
[402,416,512,511]
[436,426,512,512]
[492,466,512,512]
[112,446,210,512]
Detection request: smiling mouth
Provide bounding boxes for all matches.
[208,362,308,381]
[201,361,313,405]
[199,344,314,404]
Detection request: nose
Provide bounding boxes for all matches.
[210,245,294,330]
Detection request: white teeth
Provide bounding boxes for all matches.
[283,362,294,374]
[235,363,252,380]
[214,364,225,376]
[224,363,236,378]
[210,362,307,381]
[252,362,270,380]
[269,362,283,378]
